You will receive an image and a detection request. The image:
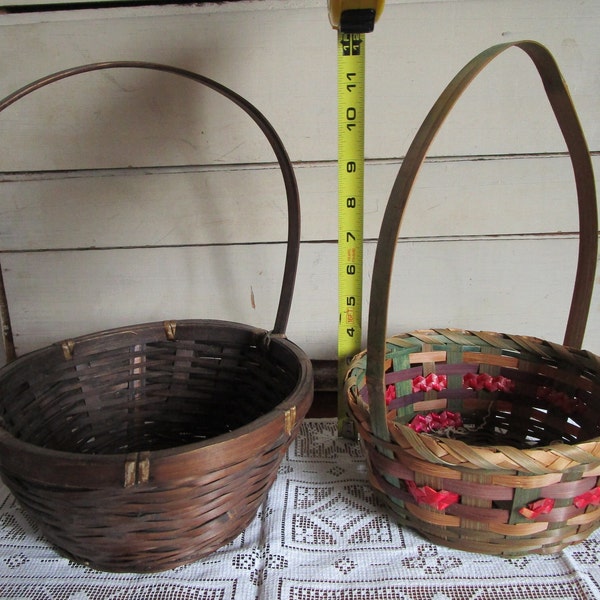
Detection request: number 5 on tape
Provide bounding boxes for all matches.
[329,0,384,437]
[337,30,364,365]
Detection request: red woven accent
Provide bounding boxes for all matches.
[574,487,600,509]
[406,481,460,510]
[519,498,555,519]
[408,411,463,434]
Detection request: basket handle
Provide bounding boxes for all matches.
[0,62,301,361]
[365,41,598,439]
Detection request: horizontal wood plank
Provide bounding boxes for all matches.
[0,154,592,250]
[0,0,598,170]
[0,0,598,364]
[2,237,598,359]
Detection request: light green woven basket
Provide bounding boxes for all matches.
[346,41,599,556]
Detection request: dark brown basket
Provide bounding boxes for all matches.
[0,63,313,572]
[346,41,599,556]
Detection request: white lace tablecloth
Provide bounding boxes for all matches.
[1,419,600,599]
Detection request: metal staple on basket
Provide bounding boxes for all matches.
[345,40,600,556]
[0,62,313,573]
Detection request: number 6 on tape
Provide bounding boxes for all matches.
[329,0,384,437]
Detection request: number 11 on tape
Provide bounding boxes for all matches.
[337,31,365,435]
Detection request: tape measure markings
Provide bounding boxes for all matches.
[329,0,384,436]
[337,31,365,432]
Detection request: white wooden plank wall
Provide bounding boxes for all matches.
[0,0,599,363]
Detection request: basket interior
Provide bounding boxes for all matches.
[0,326,299,455]
[351,331,600,449]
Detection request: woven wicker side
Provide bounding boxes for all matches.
[0,320,312,571]
[347,329,600,555]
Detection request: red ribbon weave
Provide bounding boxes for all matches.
[408,410,463,434]
[406,480,460,511]
[519,498,555,519]
[412,373,447,393]
[463,372,514,393]
[574,487,600,509]
[536,386,584,416]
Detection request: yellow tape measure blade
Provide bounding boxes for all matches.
[332,0,384,437]
[337,29,365,360]
[336,29,366,438]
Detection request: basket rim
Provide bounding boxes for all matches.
[0,318,313,463]
[346,327,600,465]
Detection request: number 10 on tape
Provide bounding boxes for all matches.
[337,31,365,414]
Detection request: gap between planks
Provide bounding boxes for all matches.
[0,151,591,183]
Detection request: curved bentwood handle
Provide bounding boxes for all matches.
[0,62,301,360]
[366,41,598,435]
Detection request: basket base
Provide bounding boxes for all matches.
[47,508,260,573]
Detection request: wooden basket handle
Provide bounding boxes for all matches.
[0,62,301,360]
[365,41,598,437]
